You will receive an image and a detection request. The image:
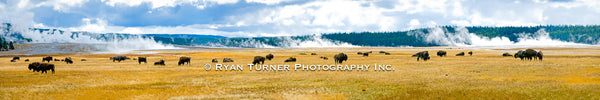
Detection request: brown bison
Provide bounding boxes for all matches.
[29,62,54,74]
[42,56,52,62]
[178,57,191,65]
[413,51,430,61]
[456,52,465,56]
[64,57,73,64]
[320,56,328,60]
[284,57,297,62]
[437,50,447,57]
[363,53,369,57]
[311,53,317,55]
[24,59,29,62]
[110,56,130,62]
[357,52,363,55]
[81,59,87,61]
[379,51,387,53]
[138,57,147,64]
[28,62,41,72]
[12,57,20,60]
[10,59,16,62]
[223,58,234,62]
[253,56,266,65]
[266,54,274,60]
[154,60,165,65]
[502,53,513,56]
[212,58,218,63]
[334,53,348,64]
[468,51,473,56]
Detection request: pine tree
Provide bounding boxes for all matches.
[8,41,14,50]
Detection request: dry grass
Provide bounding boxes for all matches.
[1,47,600,99]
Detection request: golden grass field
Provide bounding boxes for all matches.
[1,47,600,99]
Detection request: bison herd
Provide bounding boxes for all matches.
[9,48,546,75]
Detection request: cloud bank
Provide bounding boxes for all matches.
[2,0,600,37]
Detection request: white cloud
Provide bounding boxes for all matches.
[36,0,89,12]
[102,0,237,9]
[246,0,293,5]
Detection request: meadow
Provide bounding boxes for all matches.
[1,47,599,99]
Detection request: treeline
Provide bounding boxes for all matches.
[322,25,600,47]
[0,36,15,51]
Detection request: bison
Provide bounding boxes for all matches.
[28,62,41,72]
[253,56,266,65]
[320,56,328,60]
[111,56,130,62]
[42,56,52,62]
[334,53,348,64]
[284,57,297,62]
[138,57,147,64]
[311,53,317,55]
[413,51,430,61]
[178,57,191,66]
[502,53,513,56]
[363,53,369,57]
[212,58,218,63]
[437,50,447,57]
[37,63,55,74]
[357,52,363,55]
[154,60,165,65]
[384,53,391,55]
[24,59,29,62]
[266,54,274,60]
[456,52,465,56]
[81,59,87,61]
[468,51,473,56]
[223,58,234,63]
[12,57,20,61]
[524,49,538,60]
[379,51,387,53]
[64,57,73,64]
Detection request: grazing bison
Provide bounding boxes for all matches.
[42,56,52,62]
[266,54,274,60]
[524,49,538,60]
[12,57,20,60]
[311,53,317,55]
[413,51,430,61]
[154,60,165,65]
[357,52,363,55]
[24,59,29,62]
[363,53,369,57]
[110,56,130,62]
[437,50,447,57]
[468,51,473,56]
[320,56,328,60]
[284,57,297,62]
[212,58,218,63]
[384,53,391,55]
[64,57,73,64]
[379,51,387,53]
[253,56,266,65]
[223,58,234,63]
[138,57,147,64]
[502,53,513,56]
[37,63,55,74]
[456,52,465,56]
[178,57,191,65]
[515,50,525,60]
[28,62,41,72]
[334,53,348,64]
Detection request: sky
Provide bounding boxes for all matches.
[1,0,599,37]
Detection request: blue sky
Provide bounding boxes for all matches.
[1,0,600,37]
